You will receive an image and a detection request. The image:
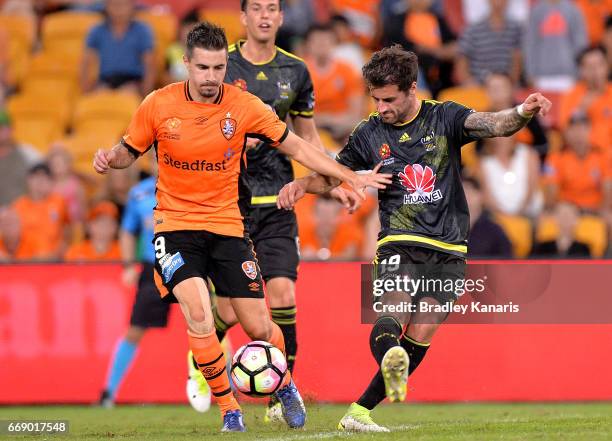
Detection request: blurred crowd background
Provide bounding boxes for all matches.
[0,0,610,262]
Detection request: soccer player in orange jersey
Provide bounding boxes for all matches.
[93,22,391,432]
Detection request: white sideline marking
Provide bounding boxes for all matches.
[261,424,418,441]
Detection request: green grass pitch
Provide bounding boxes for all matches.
[1,403,611,440]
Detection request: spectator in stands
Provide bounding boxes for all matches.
[0,207,29,262]
[0,111,41,205]
[0,27,7,103]
[462,0,529,27]
[97,167,138,216]
[331,0,380,49]
[10,163,71,260]
[464,177,513,258]
[531,202,591,258]
[47,143,86,224]
[604,17,612,78]
[575,0,611,46]
[382,0,457,96]
[559,46,611,152]
[64,200,121,261]
[81,0,155,95]
[456,0,522,85]
[276,0,317,51]
[330,14,366,72]
[300,194,362,260]
[523,0,588,92]
[543,112,612,214]
[303,23,365,142]
[164,9,198,84]
[478,136,543,218]
[484,73,549,161]
[0,0,35,15]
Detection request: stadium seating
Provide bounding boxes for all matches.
[494,214,533,258]
[72,90,141,137]
[438,86,490,111]
[0,14,36,86]
[136,10,178,84]
[61,132,121,177]
[199,9,244,44]
[20,52,81,107]
[7,93,70,152]
[536,215,607,258]
[41,11,102,57]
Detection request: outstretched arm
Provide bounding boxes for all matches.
[277,164,390,210]
[464,92,552,139]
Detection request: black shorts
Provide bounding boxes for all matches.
[153,230,265,302]
[375,243,466,304]
[247,206,299,282]
[129,263,171,328]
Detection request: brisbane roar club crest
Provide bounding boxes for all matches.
[220,112,237,140]
[242,261,258,280]
[399,164,443,204]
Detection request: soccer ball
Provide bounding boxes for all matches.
[230,341,287,396]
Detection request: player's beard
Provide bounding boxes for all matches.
[198,83,220,98]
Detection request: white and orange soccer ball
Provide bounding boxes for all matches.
[230,341,287,396]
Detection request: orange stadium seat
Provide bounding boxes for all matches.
[575,216,607,258]
[136,10,178,83]
[41,11,102,57]
[536,214,607,258]
[72,90,141,137]
[61,132,121,176]
[21,52,81,106]
[7,94,70,152]
[438,86,490,111]
[199,9,244,44]
[494,214,533,258]
[0,14,36,86]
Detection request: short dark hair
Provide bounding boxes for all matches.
[577,45,607,65]
[362,44,418,92]
[185,21,228,58]
[240,0,283,11]
[28,163,51,177]
[304,23,335,41]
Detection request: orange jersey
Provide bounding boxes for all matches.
[123,82,288,237]
[64,240,121,262]
[11,194,69,259]
[307,58,364,114]
[558,83,612,151]
[543,150,611,210]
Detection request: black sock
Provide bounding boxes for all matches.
[370,316,402,364]
[401,334,430,375]
[356,370,386,410]
[270,306,297,373]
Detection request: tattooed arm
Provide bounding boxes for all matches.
[464,92,552,139]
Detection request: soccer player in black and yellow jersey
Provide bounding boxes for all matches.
[278,45,551,432]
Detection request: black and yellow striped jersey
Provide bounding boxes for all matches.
[226,40,315,204]
[336,100,476,257]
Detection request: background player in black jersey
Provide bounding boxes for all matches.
[278,45,551,432]
[189,0,361,423]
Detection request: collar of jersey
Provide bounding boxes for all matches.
[393,100,423,127]
[236,39,277,65]
[184,81,224,105]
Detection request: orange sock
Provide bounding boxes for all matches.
[188,330,240,416]
[267,321,291,386]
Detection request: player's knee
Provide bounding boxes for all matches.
[266,278,296,307]
[243,321,272,342]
